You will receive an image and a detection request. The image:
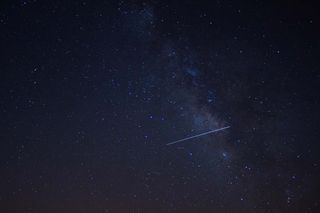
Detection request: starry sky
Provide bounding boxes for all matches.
[1,0,320,212]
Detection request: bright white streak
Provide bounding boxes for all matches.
[166,126,230,146]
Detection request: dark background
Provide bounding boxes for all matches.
[1,0,319,212]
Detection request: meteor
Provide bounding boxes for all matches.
[166,126,230,146]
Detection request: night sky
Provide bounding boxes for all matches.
[1,0,320,212]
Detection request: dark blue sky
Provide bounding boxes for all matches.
[1,0,319,212]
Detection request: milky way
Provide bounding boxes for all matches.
[1,1,319,212]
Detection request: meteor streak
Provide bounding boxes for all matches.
[166,126,230,146]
